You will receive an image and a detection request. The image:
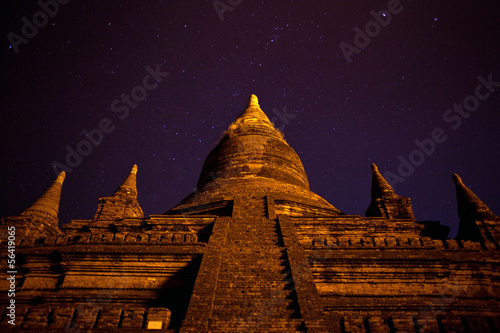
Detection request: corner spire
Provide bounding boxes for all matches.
[22,172,65,220]
[453,173,496,221]
[114,164,138,198]
[365,164,415,219]
[370,163,395,198]
[94,165,144,220]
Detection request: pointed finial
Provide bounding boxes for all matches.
[114,164,139,198]
[452,173,462,185]
[226,94,274,136]
[131,164,138,174]
[248,94,260,108]
[452,173,465,187]
[370,163,396,198]
[22,172,66,220]
[56,171,66,183]
[452,173,496,220]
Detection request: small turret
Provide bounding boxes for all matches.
[1,172,66,238]
[114,164,139,199]
[22,171,66,220]
[365,164,415,219]
[453,173,497,241]
[94,165,144,220]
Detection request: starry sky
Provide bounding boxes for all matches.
[1,1,499,237]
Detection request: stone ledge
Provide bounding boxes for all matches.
[9,232,205,248]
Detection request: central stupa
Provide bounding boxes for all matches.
[169,94,341,216]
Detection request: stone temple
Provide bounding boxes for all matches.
[1,95,499,332]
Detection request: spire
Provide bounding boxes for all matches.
[114,164,138,198]
[370,163,396,198]
[22,172,65,220]
[365,164,415,219]
[94,165,143,220]
[452,173,496,221]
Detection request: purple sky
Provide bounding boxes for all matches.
[1,1,499,237]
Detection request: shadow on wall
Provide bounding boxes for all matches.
[149,255,202,330]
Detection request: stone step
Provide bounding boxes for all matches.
[217,273,292,282]
[214,282,296,293]
[220,246,284,252]
[218,261,291,268]
[226,238,281,244]
[217,280,293,288]
[211,304,299,317]
[208,317,305,332]
[217,265,291,273]
[218,259,289,266]
[211,292,297,302]
[211,303,300,313]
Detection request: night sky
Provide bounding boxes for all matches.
[1,1,499,237]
